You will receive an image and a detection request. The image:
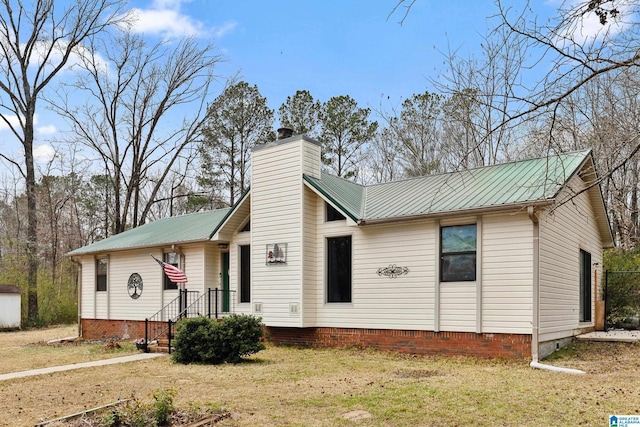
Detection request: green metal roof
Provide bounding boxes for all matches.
[305,150,592,222]
[67,208,231,256]
[303,173,364,222]
[69,150,606,257]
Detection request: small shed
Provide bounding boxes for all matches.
[0,285,22,329]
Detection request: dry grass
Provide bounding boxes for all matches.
[0,325,138,374]
[1,326,639,426]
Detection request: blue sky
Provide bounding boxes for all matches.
[1,0,586,163]
[124,0,565,114]
[170,0,538,112]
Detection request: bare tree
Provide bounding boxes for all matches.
[0,0,126,325]
[393,1,640,248]
[361,127,403,184]
[49,30,221,233]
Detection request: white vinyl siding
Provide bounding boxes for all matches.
[182,245,205,293]
[302,140,321,178]
[107,250,166,321]
[481,213,533,333]
[80,243,215,321]
[80,256,97,318]
[229,232,251,315]
[439,282,476,331]
[312,191,437,329]
[539,175,603,342]
[203,244,219,293]
[302,186,318,326]
[250,139,314,326]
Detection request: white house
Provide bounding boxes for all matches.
[0,285,22,329]
[67,133,613,359]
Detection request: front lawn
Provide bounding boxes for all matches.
[1,326,638,426]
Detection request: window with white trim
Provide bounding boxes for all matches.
[96,258,108,291]
[163,252,180,290]
[327,235,352,302]
[240,245,251,303]
[440,224,477,282]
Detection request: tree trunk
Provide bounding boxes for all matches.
[25,109,39,326]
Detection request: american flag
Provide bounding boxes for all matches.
[152,255,188,284]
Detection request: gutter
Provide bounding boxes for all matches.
[527,206,585,375]
[358,200,554,226]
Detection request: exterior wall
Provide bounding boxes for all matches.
[312,204,438,330]
[182,244,207,293]
[105,249,167,321]
[78,243,220,323]
[80,256,97,318]
[481,213,533,333]
[266,327,531,358]
[306,194,534,335]
[249,138,321,327]
[538,175,604,343]
[0,294,21,328]
[302,186,318,326]
[203,244,219,291]
[439,281,476,331]
[230,230,251,315]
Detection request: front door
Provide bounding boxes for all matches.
[221,252,230,312]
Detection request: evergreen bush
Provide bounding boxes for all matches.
[172,314,265,364]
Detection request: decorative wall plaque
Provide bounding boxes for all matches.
[127,273,143,299]
[377,264,409,279]
[266,243,287,264]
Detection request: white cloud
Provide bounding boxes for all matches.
[0,114,21,132]
[559,0,634,43]
[37,125,57,135]
[129,0,205,38]
[33,145,57,163]
[214,21,237,39]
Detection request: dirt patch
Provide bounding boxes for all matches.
[341,410,372,421]
[394,369,438,378]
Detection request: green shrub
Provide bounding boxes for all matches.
[216,314,266,363]
[152,388,176,426]
[172,314,265,364]
[171,316,216,364]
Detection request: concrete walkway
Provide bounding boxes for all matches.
[0,352,165,381]
[576,330,640,342]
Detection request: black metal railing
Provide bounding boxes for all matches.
[187,287,237,319]
[143,290,199,350]
[143,288,236,353]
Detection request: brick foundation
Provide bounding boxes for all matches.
[265,327,532,358]
[81,318,148,341]
[81,319,531,358]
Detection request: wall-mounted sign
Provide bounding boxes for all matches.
[127,273,143,299]
[266,243,287,264]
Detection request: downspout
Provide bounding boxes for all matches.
[528,207,540,364]
[70,257,82,339]
[527,206,585,375]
